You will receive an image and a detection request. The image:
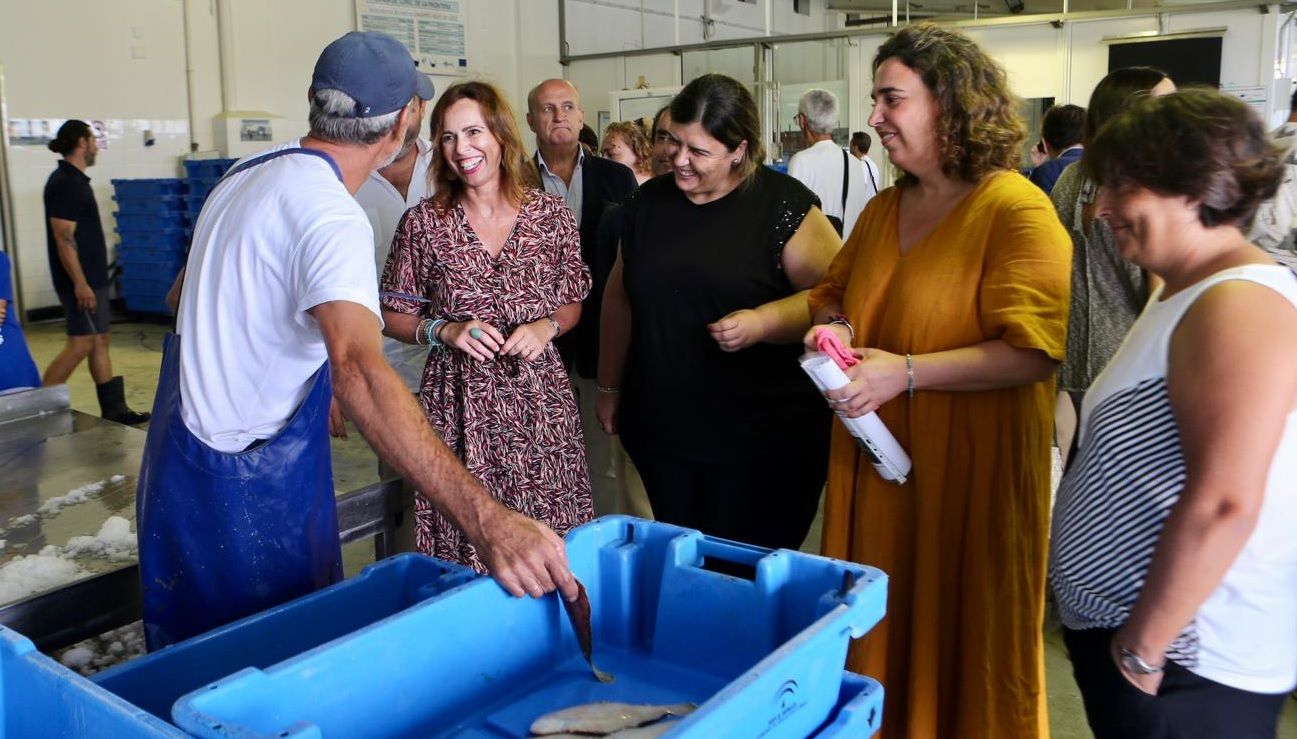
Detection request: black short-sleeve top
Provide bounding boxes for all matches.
[619,166,828,459]
[44,160,109,293]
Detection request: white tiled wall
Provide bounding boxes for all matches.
[1,0,195,313]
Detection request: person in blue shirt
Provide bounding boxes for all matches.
[0,251,41,394]
[1029,103,1085,195]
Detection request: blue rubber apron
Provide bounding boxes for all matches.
[136,148,346,650]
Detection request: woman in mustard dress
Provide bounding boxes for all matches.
[806,23,1071,738]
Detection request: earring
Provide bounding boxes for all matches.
[732,159,739,165]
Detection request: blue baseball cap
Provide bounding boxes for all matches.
[311,31,435,118]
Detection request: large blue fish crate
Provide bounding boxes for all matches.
[94,553,476,724]
[172,516,887,738]
[811,672,884,737]
[0,627,184,737]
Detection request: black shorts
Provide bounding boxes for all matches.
[58,287,112,336]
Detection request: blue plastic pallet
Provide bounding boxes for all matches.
[0,627,184,737]
[172,516,888,739]
[94,553,477,724]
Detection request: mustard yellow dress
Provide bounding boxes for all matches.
[809,172,1070,739]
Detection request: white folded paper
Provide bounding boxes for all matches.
[799,352,912,484]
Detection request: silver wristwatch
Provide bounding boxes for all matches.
[1119,647,1163,675]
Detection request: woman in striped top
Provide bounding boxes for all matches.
[1049,89,1297,738]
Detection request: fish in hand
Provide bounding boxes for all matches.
[562,578,615,683]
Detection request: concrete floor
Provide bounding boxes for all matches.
[19,316,1297,738]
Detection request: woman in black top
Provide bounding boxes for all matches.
[596,74,841,549]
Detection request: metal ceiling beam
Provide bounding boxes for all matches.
[558,0,1279,63]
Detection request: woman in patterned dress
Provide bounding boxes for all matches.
[381,80,594,571]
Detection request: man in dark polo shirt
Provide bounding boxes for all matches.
[42,119,149,425]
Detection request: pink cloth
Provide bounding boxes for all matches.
[815,327,858,370]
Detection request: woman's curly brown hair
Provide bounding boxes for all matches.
[601,121,653,178]
[1083,88,1285,228]
[875,23,1026,184]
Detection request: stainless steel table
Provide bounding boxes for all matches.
[0,386,403,651]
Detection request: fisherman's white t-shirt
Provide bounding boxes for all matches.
[355,137,433,393]
[177,141,381,452]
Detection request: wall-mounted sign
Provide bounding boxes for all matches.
[355,0,467,77]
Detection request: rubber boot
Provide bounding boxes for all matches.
[96,376,151,426]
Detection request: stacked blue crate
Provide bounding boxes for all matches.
[111,178,187,315]
[183,158,237,230]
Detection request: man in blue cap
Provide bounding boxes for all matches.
[137,31,577,650]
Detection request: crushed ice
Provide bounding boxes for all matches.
[55,622,147,676]
[0,517,137,603]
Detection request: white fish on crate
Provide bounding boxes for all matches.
[543,720,681,738]
[531,702,695,736]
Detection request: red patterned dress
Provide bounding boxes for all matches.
[380,189,594,570]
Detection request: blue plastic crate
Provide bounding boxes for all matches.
[0,627,183,737]
[111,178,185,198]
[184,195,207,218]
[123,293,172,315]
[810,672,884,737]
[115,210,187,230]
[121,275,176,296]
[187,178,220,198]
[183,158,237,180]
[118,242,187,261]
[95,554,476,723]
[115,226,189,248]
[172,516,888,739]
[112,194,186,213]
[121,258,185,280]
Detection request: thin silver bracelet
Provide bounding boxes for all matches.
[827,314,855,344]
[905,353,915,398]
[546,316,561,341]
